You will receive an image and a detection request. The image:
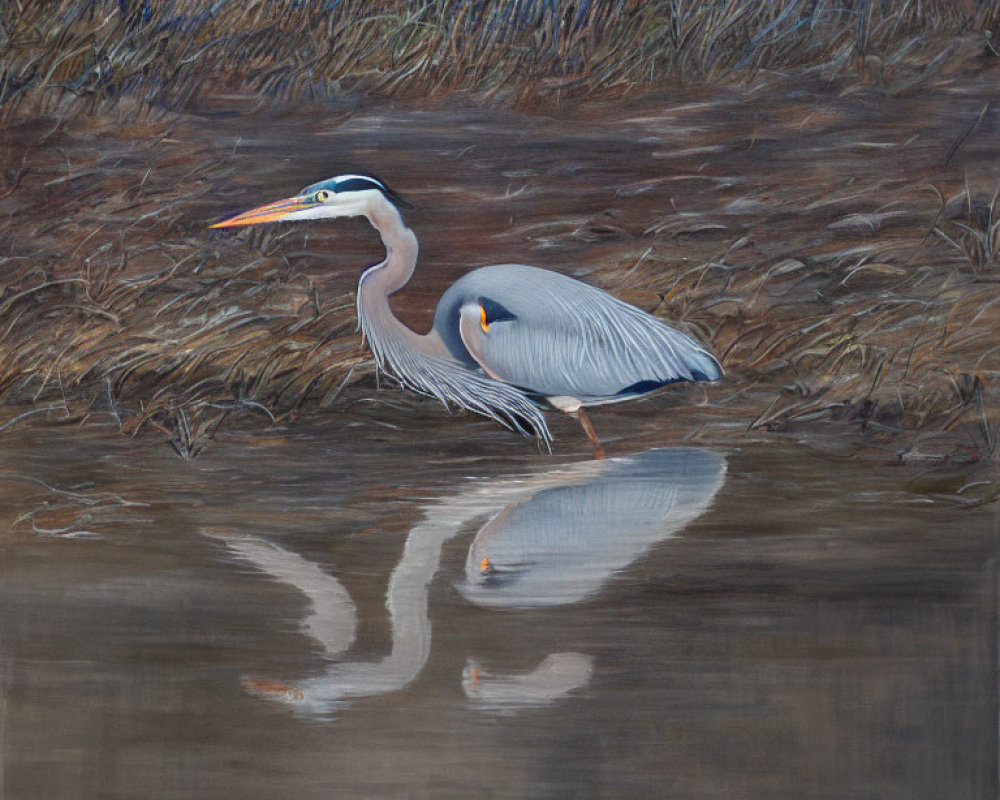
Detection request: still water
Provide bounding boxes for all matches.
[0,412,994,799]
[3,78,1000,797]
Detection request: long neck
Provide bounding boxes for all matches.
[356,198,449,360]
[352,195,551,445]
[360,200,419,297]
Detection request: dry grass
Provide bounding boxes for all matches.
[933,184,1000,273]
[582,137,1000,468]
[5,471,149,538]
[1,1,999,470]
[0,113,370,448]
[638,221,1000,462]
[1,0,996,119]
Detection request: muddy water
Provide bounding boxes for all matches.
[2,80,1000,799]
[0,413,995,800]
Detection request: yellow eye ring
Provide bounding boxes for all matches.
[480,305,489,332]
[315,189,332,202]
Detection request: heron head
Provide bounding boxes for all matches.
[210,173,412,229]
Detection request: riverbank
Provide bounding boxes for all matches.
[0,5,998,498]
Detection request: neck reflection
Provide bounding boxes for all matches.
[213,448,726,717]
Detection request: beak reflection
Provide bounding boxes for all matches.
[208,447,726,717]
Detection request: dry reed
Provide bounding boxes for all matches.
[1,1,999,468]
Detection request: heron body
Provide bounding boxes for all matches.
[435,264,719,405]
[211,174,721,455]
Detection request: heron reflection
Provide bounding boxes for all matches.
[461,447,726,608]
[211,448,725,716]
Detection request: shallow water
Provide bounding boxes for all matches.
[0,414,995,799]
[3,75,1000,798]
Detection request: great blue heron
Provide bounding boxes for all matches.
[211,173,721,455]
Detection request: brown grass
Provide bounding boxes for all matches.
[582,129,1000,469]
[1,0,996,119]
[0,112,371,451]
[1,2,999,473]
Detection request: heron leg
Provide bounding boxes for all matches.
[575,407,607,460]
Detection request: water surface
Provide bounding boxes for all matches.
[0,416,994,799]
[1,81,999,799]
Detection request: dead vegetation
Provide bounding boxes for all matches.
[639,208,1000,464]
[3,471,149,538]
[588,154,1000,470]
[1,0,997,118]
[0,1,999,475]
[0,113,370,447]
[933,184,1000,273]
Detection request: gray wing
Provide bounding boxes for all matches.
[433,264,721,403]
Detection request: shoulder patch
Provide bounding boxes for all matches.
[479,297,517,326]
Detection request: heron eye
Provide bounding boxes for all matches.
[314,189,332,203]
[480,305,490,332]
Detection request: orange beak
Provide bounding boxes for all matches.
[209,195,311,228]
